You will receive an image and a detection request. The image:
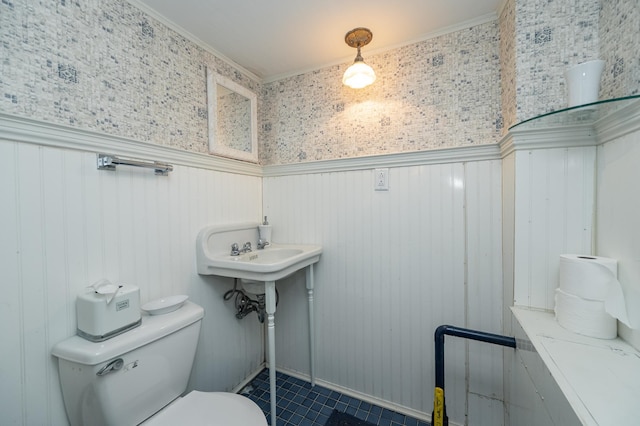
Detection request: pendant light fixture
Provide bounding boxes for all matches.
[342,27,376,89]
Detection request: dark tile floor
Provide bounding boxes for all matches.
[242,369,430,426]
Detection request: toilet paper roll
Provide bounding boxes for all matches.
[555,289,617,339]
[558,254,631,329]
[559,254,617,300]
[605,280,633,329]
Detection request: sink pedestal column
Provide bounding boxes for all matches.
[264,264,317,426]
[306,264,316,386]
[265,280,277,426]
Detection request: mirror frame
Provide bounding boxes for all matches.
[206,68,258,163]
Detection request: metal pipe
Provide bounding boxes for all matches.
[432,325,516,426]
[436,325,517,348]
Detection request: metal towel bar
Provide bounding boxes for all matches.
[97,153,173,176]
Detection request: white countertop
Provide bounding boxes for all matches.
[511,307,640,426]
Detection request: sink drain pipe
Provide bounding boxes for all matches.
[432,325,516,426]
[223,278,278,323]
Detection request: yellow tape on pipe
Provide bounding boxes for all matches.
[433,387,444,426]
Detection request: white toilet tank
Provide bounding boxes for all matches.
[52,301,205,426]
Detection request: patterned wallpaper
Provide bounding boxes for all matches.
[260,22,502,165]
[1,0,638,165]
[0,0,259,154]
[600,0,640,100]
[513,0,602,124]
[499,0,517,134]
[503,0,638,128]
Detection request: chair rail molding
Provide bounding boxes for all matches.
[0,112,262,177]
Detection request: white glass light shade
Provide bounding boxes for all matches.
[343,60,376,89]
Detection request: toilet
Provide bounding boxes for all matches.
[51,300,267,426]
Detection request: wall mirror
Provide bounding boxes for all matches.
[206,68,258,162]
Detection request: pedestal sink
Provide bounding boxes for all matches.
[198,243,321,281]
[196,223,322,426]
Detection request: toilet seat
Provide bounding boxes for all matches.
[143,391,268,425]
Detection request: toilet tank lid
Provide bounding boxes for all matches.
[52,301,204,365]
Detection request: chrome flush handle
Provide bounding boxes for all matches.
[97,358,124,376]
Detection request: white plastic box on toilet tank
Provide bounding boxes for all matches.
[76,281,141,341]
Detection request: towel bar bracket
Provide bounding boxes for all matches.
[97,154,173,176]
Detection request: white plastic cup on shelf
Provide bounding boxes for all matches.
[564,60,605,108]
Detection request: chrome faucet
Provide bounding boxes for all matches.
[230,242,252,256]
[257,238,270,250]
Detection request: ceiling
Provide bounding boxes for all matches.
[133,0,502,82]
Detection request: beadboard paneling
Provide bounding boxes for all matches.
[501,152,516,336]
[2,117,506,426]
[264,160,503,424]
[597,128,640,349]
[466,160,505,423]
[0,138,264,426]
[512,147,595,310]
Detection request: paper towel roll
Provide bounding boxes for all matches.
[555,289,617,339]
[559,254,617,300]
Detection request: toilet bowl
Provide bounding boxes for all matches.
[142,391,265,425]
[51,300,267,426]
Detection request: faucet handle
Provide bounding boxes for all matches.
[230,243,240,256]
[242,242,252,252]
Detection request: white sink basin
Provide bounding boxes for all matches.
[205,244,321,281]
[196,223,322,282]
[233,247,304,265]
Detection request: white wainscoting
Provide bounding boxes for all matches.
[0,134,264,425]
[501,99,640,426]
[512,147,596,311]
[1,114,506,426]
[263,159,504,424]
[465,160,505,425]
[597,127,640,350]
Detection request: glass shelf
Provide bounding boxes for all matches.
[509,95,640,131]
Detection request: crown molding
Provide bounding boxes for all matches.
[125,0,261,84]
[496,0,511,20]
[263,12,499,84]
